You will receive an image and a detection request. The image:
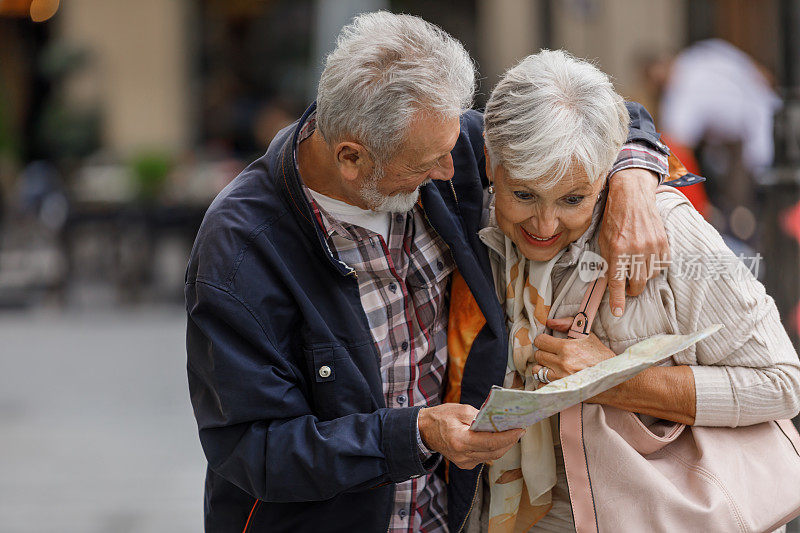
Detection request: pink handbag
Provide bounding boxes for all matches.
[560,275,800,532]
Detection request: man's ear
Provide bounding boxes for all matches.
[335,142,370,183]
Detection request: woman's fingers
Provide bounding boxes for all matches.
[607,266,627,317]
[533,333,565,353]
[546,317,573,333]
[531,361,561,388]
[532,350,555,367]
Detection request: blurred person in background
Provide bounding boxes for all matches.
[185,12,671,532]
[657,39,780,256]
[660,39,779,176]
[17,160,68,233]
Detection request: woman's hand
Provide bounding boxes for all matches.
[531,330,616,390]
[536,317,696,423]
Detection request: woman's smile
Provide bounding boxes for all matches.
[519,227,562,247]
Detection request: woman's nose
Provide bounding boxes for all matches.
[531,212,559,237]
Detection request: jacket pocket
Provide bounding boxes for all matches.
[303,342,378,420]
[309,345,337,383]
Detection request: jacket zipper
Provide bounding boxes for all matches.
[443,177,479,533]
[418,181,459,245]
[448,181,459,205]
[455,464,484,533]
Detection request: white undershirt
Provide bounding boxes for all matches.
[308,188,391,242]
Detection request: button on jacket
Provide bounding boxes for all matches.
[185,102,666,532]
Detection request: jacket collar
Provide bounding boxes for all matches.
[274,102,356,277]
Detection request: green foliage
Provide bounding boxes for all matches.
[130,151,172,202]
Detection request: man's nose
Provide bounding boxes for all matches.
[428,154,454,182]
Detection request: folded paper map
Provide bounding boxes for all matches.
[470,324,724,432]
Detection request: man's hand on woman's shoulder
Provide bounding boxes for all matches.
[601,168,669,316]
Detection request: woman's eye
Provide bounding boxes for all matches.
[513,191,534,201]
[563,195,584,206]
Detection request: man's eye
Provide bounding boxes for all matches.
[513,191,534,200]
[563,195,584,206]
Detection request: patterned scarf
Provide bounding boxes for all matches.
[477,189,605,533]
[486,237,563,533]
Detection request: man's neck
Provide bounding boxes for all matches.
[297,131,364,207]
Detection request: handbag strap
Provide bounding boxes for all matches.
[567,185,684,340]
[568,274,607,339]
[562,273,607,532]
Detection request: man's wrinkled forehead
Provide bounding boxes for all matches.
[400,115,461,163]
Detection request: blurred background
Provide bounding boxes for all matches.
[1,0,798,531]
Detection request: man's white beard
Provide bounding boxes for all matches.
[360,166,431,213]
[371,189,420,213]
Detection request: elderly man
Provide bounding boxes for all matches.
[186,12,669,533]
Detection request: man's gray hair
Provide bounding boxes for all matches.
[316,11,475,163]
[484,49,629,188]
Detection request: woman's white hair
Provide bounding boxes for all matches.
[316,11,475,163]
[484,49,629,188]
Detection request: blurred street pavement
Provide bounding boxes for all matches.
[0,306,205,533]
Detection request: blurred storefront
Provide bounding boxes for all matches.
[0,0,792,318]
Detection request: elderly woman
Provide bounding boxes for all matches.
[459,50,800,532]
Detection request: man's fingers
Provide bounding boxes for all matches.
[607,274,626,317]
[466,428,525,452]
[469,442,519,463]
[454,427,528,468]
[546,317,573,333]
[475,436,526,463]
[454,405,479,424]
[627,272,647,297]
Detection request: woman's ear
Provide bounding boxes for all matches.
[483,145,494,181]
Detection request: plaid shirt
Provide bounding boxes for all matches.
[306,198,454,533]
[611,142,669,183]
[298,115,453,533]
[296,112,667,533]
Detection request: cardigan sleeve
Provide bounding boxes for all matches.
[658,192,800,427]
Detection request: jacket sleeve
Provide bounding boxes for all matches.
[609,102,670,182]
[625,101,668,152]
[186,279,430,502]
[659,195,800,427]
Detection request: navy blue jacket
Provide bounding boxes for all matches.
[185,103,667,532]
